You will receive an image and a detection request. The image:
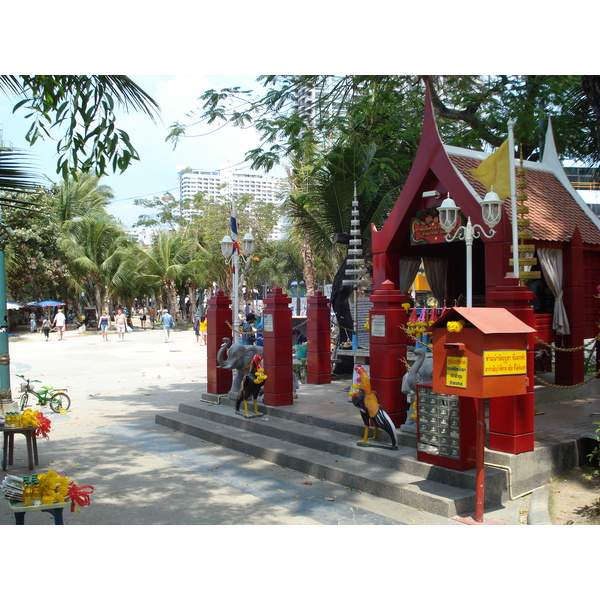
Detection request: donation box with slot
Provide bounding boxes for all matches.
[431,307,535,399]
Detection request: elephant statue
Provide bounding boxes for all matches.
[217,337,264,399]
[400,347,433,433]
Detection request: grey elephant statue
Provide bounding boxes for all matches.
[400,347,433,433]
[217,337,264,399]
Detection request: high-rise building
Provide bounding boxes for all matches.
[178,166,284,205]
[177,165,287,240]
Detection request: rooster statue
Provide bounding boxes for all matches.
[350,365,398,450]
[235,354,267,418]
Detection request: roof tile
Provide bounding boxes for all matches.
[448,154,600,245]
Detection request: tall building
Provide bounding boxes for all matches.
[178,166,284,205]
[177,165,287,240]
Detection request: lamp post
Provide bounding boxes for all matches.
[0,223,13,415]
[436,189,503,524]
[220,231,255,343]
[437,190,503,307]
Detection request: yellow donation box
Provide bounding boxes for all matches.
[432,307,535,398]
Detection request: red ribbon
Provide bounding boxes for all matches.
[35,414,52,440]
[67,482,94,512]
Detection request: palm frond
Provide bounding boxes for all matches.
[0,148,41,194]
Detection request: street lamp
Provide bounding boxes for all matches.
[437,190,503,307]
[438,189,503,525]
[220,231,255,343]
[0,220,14,415]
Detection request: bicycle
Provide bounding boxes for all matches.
[16,374,71,413]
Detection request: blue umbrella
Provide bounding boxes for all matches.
[34,300,65,307]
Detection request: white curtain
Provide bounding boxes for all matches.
[399,257,422,295]
[537,247,570,336]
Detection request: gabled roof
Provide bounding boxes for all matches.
[372,84,600,254]
[446,140,600,245]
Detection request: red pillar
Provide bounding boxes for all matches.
[556,227,585,385]
[206,289,233,395]
[262,286,294,406]
[368,280,408,426]
[487,277,535,453]
[306,291,331,384]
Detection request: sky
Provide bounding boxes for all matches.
[0,75,278,227]
[3,2,598,229]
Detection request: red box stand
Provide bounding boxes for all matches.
[368,280,408,426]
[416,384,477,471]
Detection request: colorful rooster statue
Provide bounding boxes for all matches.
[350,365,398,450]
[235,354,267,418]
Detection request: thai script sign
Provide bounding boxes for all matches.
[446,356,468,388]
[483,351,527,376]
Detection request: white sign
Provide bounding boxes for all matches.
[371,314,386,337]
[263,313,273,332]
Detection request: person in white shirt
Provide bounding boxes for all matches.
[52,308,66,341]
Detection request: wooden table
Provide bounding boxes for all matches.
[1,426,39,471]
[8,500,69,525]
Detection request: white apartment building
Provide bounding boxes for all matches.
[178,166,283,204]
[177,166,287,240]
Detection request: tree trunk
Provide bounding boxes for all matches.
[330,258,353,374]
[301,231,316,297]
[188,281,197,321]
[165,280,178,322]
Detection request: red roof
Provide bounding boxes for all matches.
[434,307,536,334]
[448,151,600,245]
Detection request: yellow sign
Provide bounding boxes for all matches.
[446,356,468,388]
[483,351,527,376]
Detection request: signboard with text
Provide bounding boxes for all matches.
[483,351,527,376]
[410,209,463,245]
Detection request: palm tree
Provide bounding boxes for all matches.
[0,75,159,183]
[60,215,140,318]
[286,144,402,341]
[46,172,115,226]
[140,230,206,321]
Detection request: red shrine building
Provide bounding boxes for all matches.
[372,87,600,387]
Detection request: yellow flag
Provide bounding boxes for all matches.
[470,139,512,199]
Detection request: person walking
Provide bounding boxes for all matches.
[52,308,66,341]
[29,312,37,333]
[193,313,201,343]
[161,308,174,343]
[199,316,207,345]
[139,305,147,330]
[41,314,51,341]
[114,308,127,342]
[98,311,110,341]
[148,306,157,330]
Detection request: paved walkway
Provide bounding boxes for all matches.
[1,325,598,529]
[0,328,455,527]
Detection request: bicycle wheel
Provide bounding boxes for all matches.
[49,392,71,413]
[19,393,29,411]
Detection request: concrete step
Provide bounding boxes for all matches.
[156,396,510,518]
[156,410,476,517]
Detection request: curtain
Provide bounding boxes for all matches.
[423,256,447,303]
[537,247,570,336]
[399,257,422,295]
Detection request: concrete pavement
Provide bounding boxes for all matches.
[0,326,462,525]
[2,324,597,526]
